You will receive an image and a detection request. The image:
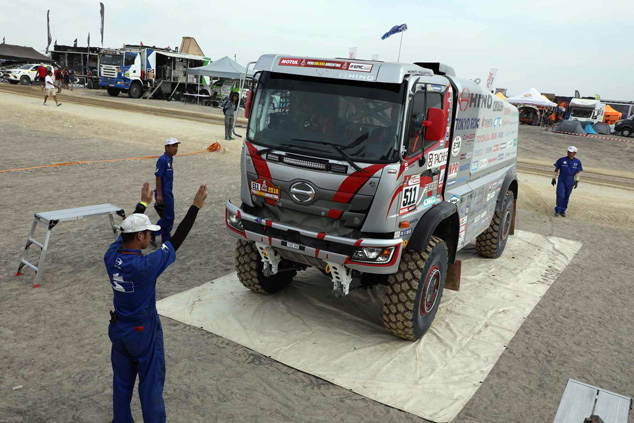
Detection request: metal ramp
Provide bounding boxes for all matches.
[554,379,632,423]
[143,80,164,99]
[15,204,125,287]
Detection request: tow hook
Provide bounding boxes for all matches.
[255,243,281,276]
[326,262,353,297]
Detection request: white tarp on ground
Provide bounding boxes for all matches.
[507,88,557,108]
[157,231,581,422]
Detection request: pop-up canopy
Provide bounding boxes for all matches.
[0,43,51,62]
[603,104,622,124]
[495,92,507,100]
[187,56,253,79]
[507,88,557,108]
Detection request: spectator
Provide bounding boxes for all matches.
[43,71,62,107]
[222,94,237,140]
[37,65,47,90]
[63,68,70,90]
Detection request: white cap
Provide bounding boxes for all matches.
[568,146,577,153]
[165,138,180,146]
[120,213,161,233]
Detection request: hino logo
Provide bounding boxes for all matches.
[290,181,316,204]
[338,72,375,81]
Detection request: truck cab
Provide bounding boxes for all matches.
[568,98,605,124]
[226,55,519,340]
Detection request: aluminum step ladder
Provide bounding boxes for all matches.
[15,204,125,288]
[554,379,632,423]
[143,80,164,99]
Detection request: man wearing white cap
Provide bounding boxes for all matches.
[104,182,207,423]
[152,138,180,247]
[551,146,583,217]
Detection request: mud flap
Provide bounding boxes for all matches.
[510,200,517,236]
[445,260,461,291]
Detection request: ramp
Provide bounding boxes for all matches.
[157,231,582,422]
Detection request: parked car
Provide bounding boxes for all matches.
[4,63,48,85]
[615,115,634,137]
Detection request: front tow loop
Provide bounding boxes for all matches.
[255,243,281,276]
[326,262,353,297]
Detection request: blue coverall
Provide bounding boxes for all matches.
[104,239,176,423]
[554,156,583,213]
[154,153,175,242]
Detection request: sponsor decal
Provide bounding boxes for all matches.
[451,136,462,156]
[463,133,475,142]
[449,194,460,205]
[428,84,444,92]
[472,161,479,172]
[474,149,483,157]
[447,180,457,186]
[500,141,507,149]
[486,147,493,154]
[493,117,502,127]
[460,152,472,160]
[498,153,505,161]
[348,62,373,72]
[488,157,497,164]
[426,148,449,170]
[422,179,438,193]
[456,118,480,131]
[476,134,491,143]
[513,138,518,146]
[458,88,470,112]
[423,195,441,208]
[339,72,375,81]
[459,163,470,172]
[448,162,459,179]
[479,158,488,168]
[493,144,500,152]
[399,174,420,215]
[468,93,504,111]
[250,179,281,201]
[465,205,470,215]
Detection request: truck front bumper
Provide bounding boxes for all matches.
[225,200,403,274]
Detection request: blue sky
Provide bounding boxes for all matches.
[2,0,633,99]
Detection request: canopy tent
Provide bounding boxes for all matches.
[0,43,51,63]
[495,92,507,100]
[187,56,253,79]
[507,88,557,108]
[603,104,622,124]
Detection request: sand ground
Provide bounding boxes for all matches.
[1,90,633,423]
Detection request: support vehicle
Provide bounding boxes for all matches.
[568,98,605,124]
[3,63,47,85]
[98,47,207,99]
[225,55,519,340]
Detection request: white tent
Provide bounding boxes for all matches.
[187,56,253,79]
[506,88,557,108]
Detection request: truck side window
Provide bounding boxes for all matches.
[424,92,443,148]
[407,92,426,156]
[125,54,136,67]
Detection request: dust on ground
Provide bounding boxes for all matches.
[1,90,633,423]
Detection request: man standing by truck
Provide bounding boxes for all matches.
[552,146,583,217]
[152,138,179,247]
[222,94,237,140]
[104,182,207,423]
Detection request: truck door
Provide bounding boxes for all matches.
[399,85,449,218]
[123,52,140,81]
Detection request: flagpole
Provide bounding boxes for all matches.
[397,32,403,62]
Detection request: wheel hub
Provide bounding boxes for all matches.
[500,206,512,243]
[421,265,441,315]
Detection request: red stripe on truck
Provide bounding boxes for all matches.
[332,164,386,203]
[327,209,343,219]
[245,141,272,181]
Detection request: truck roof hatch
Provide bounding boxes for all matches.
[414,62,456,77]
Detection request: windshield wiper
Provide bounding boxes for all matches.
[291,138,363,172]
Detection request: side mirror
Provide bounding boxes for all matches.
[423,107,447,141]
[245,90,253,119]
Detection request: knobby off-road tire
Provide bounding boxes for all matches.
[383,236,448,341]
[476,191,515,258]
[235,240,295,294]
[107,87,120,97]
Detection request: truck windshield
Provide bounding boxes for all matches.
[248,72,406,163]
[570,107,594,118]
[101,54,123,66]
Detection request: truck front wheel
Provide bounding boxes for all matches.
[235,240,296,294]
[128,82,143,98]
[107,87,120,97]
[383,236,448,341]
[476,191,515,258]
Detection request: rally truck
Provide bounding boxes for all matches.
[225,55,519,341]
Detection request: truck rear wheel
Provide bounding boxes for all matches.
[235,240,295,294]
[476,191,515,258]
[107,87,120,97]
[383,236,448,341]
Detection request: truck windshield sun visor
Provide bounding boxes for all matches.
[247,72,407,164]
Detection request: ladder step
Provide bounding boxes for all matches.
[20,259,38,272]
[28,237,43,249]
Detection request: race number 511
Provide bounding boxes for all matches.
[427,148,449,170]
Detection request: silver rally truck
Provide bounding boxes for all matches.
[225,55,519,340]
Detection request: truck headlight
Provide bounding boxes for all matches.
[227,209,243,231]
[351,246,396,263]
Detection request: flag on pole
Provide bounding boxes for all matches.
[46,10,52,52]
[349,47,357,59]
[100,2,105,46]
[381,24,407,40]
[485,68,498,90]
[73,39,77,47]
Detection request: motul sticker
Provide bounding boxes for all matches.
[399,175,420,215]
[250,179,280,201]
[426,148,448,170]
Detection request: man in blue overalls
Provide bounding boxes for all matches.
[104,182,207,423]
[552,146,583,217]
[151,138,180,248]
